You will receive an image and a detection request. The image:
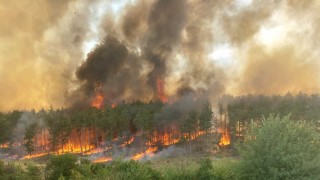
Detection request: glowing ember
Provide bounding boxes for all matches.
[92,92,104,109]
[219,128,231,146]
[157,78,168,103]
[93,157,112,163]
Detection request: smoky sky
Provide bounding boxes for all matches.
[1,0,320,111]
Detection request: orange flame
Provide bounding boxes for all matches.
[218,128,231,146]
[0,143,9,148]
[120,136,134,147]
[23,152,49,159]
[93,157,112,163]
[111,103,117,108]
[131,146,158,160]
[92,92,104,109]
[19,124,210,161]
[146,124,206,146]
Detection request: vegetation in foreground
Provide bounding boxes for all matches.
[1,114,319,180]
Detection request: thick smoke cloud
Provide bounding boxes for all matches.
[76,36,129,95]
[144,0,187,97]
[2,0,320,111]
[74,35,151,105]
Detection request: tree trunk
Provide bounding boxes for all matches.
[77,128,83,153]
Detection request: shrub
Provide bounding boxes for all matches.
[212,158,239,180]
[0,161,41,180]
[107,160,161,180]
[237,115,320,180]
[45,154,78,180]
[195,158,215,180]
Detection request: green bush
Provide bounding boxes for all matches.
[160,159,197,180]
[45,154,78,180]
[106,160,161,180]
[237,115,320,180]
[161,158,217,180]
[0,161,41,180]
[195,158,215,180]
[212,158,239,180]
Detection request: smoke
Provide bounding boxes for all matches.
[232,0,320,95]
[1,0,320,111]
[236,45,320,95]
[72,0,228,107]
[0,0,104,111]
[73,35,151,106]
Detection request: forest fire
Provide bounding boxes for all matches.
[131,146,158,160]
[92,92,104,109]
[23,152,49,159]
[120,136,134,147]
[146,124,207,147]
[218,128,231,146]
[0,97,220,163]
[93,157,112,163]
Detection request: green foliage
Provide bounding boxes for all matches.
[104,160,161,180]
[26,164,42,180]
[0,161,42,180]
[199,102,213,132]
[212,158,239,180]
[224,93,320,140]
[181,110,198,138]
[0,111,22,144]
[161,162,197,180]
[195,158,215,180]
[46,154,78,180]
[24,123,38,155]
[237,114,320,180]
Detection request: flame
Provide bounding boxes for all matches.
[131,146,158,160]
[92,92,104,109]
[0,143,9,148]
[146,124,206,146]
[111,103,117,108]
[23,152,49,159]
[57,142,95,155]
[219,128,231,146]
[157,78,168,103]
[93,157,112,163]
[120,136,134,147]
[17,123,210,161]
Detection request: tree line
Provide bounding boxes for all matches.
[0,101,213,155]
[218,93,320,142]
